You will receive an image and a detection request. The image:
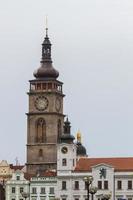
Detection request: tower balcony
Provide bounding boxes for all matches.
[29,80,63,94]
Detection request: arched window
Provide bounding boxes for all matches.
[57,119,61,141]
[36,118,46,143]
[39,149,43,157]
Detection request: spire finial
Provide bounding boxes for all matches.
[66,115,68,122]
[77,130,81,143]
[45,15,48,37]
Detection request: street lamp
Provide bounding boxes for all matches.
[83,176,93,200]
[90,186,98,200]
[21,192,30,200]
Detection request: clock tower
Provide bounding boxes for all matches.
[26,27,65,174]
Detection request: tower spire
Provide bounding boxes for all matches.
[45,15,48,37]
[33,22,59,79]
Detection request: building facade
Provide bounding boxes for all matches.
[30,171,57,200]
[6,169,30,200]
[0,160,13,183]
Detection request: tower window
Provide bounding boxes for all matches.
[37,83,41,90]
[62,158,67,166]
[39,149,43,157]
[48,83,52,89]
[36,118,46,143]
[16,175,20,180]
[54,84,57,89]
[42,83,46,90]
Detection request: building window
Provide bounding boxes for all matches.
[98,181,102,189]
[41,187,45,194]
[104,180,108,190]
[32,187,37,194]
[62,158,67,166]
[20,187,23,193]
[75,199,79,200]
[62,199,66,200]
[62,181,67,190]
[16,176,20,180]
[74,181,79,190]
[117,180,122,190]
[49,187,54,194]
[12,187,15,193]
[128,180,132,189]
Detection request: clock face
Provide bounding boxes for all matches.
[55,97,61,112]
[61,146,68,154]
[34,96,48,111]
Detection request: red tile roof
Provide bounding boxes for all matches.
[39,170,57,177]
[24,173,34,180]
[74,157,133,172]
[10,165,24,170]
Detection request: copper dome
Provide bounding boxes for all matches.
[76,142,87,156]
[33,63,59,79]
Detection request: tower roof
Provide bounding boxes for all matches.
[34,27,59,79]
[76,131,87,156]
[60,117,75,143]
[76,142,87,156]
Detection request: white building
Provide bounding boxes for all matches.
[6,169,30,200]
[5,120,133,200]
[30,171,57,200]
[56,124,133,200]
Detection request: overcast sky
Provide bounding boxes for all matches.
[0,0,132,165]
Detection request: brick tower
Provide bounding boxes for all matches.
[26,27,65,174]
